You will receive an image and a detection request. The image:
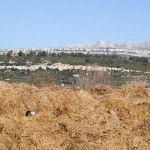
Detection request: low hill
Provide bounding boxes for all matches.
[0,82,150,150]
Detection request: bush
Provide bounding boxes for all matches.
[26,70,57,86]
[76,70,112,89]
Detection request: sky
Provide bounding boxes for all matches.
[0,0,150,48]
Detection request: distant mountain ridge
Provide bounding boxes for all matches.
[67,41,150,50]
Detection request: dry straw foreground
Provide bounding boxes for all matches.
[0,82,150,150]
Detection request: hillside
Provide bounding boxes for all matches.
[0,82,150,150]
[0,53,150,87]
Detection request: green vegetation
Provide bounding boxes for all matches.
[0,67,77,86]
[0,52,150,87]
[1,52,150,71]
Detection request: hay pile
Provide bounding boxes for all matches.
[0,82,150,150]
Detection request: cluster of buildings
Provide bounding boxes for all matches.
[0,47,150,57]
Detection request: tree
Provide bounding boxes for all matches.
[85,57,90,63]
[29,51,36,56]
[76,70,112,89]
[38,51,47,57]
[18,51,25,56]
[7,51,13,57]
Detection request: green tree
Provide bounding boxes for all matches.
[18,51,25,56]
[38,51,47,57]
[7,51,13,57]
[29,51,36,56]
[85,57,90,63]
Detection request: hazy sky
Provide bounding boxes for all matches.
[0,0,150,48]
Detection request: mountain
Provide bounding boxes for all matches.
[67,41,150,50]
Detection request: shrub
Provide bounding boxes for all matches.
[76,70,112,89]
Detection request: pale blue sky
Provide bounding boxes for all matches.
[0,0,150,48]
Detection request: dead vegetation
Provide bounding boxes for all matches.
[0,81,150,150]
[76,70,112,89]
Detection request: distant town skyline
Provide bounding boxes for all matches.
[0,0,150,49]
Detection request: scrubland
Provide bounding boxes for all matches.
[0,82,150,150]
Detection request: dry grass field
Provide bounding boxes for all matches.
[0,82,150,150]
